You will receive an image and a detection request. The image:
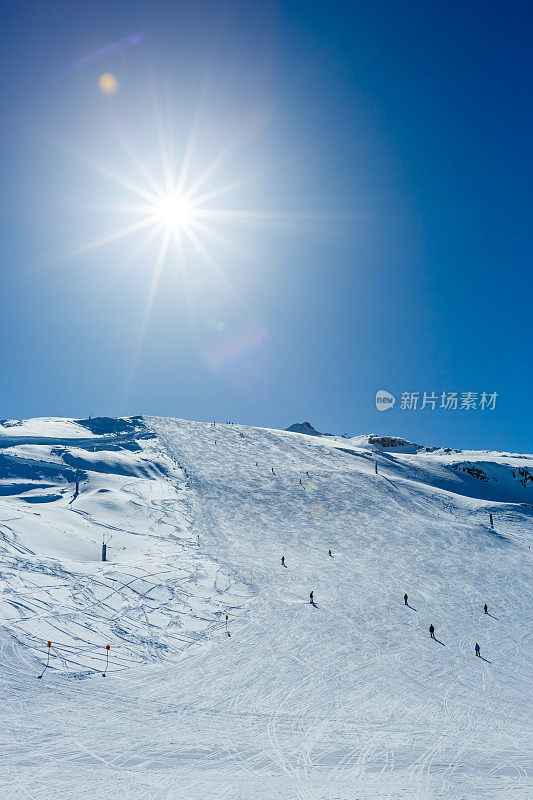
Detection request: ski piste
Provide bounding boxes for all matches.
[0,415,531,799]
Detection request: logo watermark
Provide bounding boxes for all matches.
[375,389,396,411]
[375,390,498,411]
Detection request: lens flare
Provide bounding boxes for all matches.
[204,325,268,371]
[53,33,143,82]
[98,73,119,95]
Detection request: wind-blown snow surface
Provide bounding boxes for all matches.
[0,416,531,799]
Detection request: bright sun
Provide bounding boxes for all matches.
[154,191,194,232]
[64,106,286,378]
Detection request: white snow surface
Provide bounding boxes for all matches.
[0,415,531,799]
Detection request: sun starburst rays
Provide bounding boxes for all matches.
[60,111,272,388]
[56,104,330,392]
[72,130,259,258]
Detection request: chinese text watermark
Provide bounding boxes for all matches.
[375,390,498,412]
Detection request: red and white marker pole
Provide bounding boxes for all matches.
[225,614,229,634]
[37,641,52,679]
[102,644,110,677]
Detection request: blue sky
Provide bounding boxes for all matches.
[1,1,531,452]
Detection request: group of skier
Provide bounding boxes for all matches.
[279,549,334,603]
[404,593,489,657]
[276,569,490,657]
[255,445,493,662]
[264,461,314,489]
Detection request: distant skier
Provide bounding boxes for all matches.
[300,478,302,485]
[306,471,310,477]
[375,462,378,474]
[404,593,408,606]
[272,467,275,474]
[483,604,488,614]
[429,624,435,639]
[281,556,285,567]
[328,549,332,557]
[475,642,481,657]
[310,591,314,604]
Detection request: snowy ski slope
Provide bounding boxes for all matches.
[0,415,531,799]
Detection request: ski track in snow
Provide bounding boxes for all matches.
[0,415,531,799]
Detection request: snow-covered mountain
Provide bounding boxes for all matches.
[285,421,325,436]
[0,416,531,799]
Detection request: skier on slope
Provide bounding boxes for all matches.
[328,549,332,557]
[484,604,488,614]
[272,467,275,474]
[429,624,435,639]
[475,642,481,657]
[310,591,314,604]
[404,593,408,605]
[281,556,285,567]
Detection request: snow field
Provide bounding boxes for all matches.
[0,415,531,799]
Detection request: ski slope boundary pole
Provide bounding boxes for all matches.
[37,641,52,679]
[102,645,110,677]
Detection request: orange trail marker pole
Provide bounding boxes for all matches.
[37,641,52,679]
[225,614,230,636]
[102,645,110,677]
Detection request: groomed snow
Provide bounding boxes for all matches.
[0,416,531,799]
